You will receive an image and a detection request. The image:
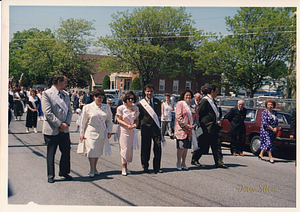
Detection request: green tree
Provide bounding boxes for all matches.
[196,7,296,97]
[95,7,204,89]
[130,76,141,90]
[102,74,110,89]
[56,18,96,55]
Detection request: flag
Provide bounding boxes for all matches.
[18,73,24,89]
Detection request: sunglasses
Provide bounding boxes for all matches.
[128,98,134,101]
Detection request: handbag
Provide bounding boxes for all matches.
[77,139,85,154]
[194,125,203,138]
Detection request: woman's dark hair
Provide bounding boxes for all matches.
[92,89,105,97]
[123,90,137,103]
[164,94,171,102]
[265,99,276,108]
[179,89,194,101]
[30,88,37,95]
[16,88,21,92]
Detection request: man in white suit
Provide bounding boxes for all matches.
[42,74,73,183]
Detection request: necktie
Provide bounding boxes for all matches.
[149,100,153,108]
[59,91,62,99]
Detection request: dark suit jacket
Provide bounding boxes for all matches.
[82,94,94,104]
[198,97,219,134]
[290,108,296,137]
[224,106,247,135]
[137,97,161,137]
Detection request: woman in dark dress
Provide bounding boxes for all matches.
[25,89,40,133]
[13,88,25,120]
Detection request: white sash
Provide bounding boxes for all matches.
[182,101,199,150]
[91,102,106,131]
[203,96,219,123]
[48,91,68,115]
[140,99,166,145]
[28,96,37,109]
[91,102,111,156]
[140,99,160,129]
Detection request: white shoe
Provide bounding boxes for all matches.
[34,128,37,133]
[182,164,189,170]
[89,173,95,178]
[126,169,131,174]
[122,168,127,176]
[176,162,182,171]
[26,128,29,133]
[94,171,100,175]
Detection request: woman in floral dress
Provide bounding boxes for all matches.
[258,99,279,164]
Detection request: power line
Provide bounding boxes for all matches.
[12,30,296,41]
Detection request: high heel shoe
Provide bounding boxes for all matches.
[122,168,127,176]
[258,156,266,161]
[176,162,182,171]
[89,173,95,178]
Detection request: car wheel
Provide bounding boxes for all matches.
[250,135,261,155]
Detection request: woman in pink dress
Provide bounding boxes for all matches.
[175,90,199,170]
[116,91,140,176]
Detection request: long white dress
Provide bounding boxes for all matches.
[80,102,113,158]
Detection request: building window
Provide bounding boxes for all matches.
[159,79,165,91]
[173,80,179,92]
[186,81,191,90]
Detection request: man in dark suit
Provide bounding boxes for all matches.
[191,85,227,168]
[81,90,94,105]
[224,100,247,156]
[137,84,162,173]
[42,74,73,183]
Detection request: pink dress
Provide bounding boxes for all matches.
[116,104,140,164]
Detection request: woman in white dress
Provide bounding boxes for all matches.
[161,94,174,139]
[79,89,113,177]
[116,91,139,176]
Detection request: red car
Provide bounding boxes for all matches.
[219,107,295,155]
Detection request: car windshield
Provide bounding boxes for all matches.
[245,109,257,123]
[277,113,291,125]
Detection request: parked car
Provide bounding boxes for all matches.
[219,107,295,155]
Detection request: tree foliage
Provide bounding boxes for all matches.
[102,74,110,89]
[9,18,96,88]
[196,7,296,97]
[95,7,205,89]
[130,76,141,90]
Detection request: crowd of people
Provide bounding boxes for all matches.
[8,74,295,184]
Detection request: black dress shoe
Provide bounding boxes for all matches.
[216,165,228,169]
[143,168,149,173]
[191,160,202,167]
[48,178,54,183]
[60,174,73,181]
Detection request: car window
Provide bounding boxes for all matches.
[277,113,291,125]
[245,109,257,123]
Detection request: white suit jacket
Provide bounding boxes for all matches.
[42,86,72,135]
[79,102,113,140]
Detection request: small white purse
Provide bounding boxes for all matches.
[194,126,203,138]
[77,139,85,154]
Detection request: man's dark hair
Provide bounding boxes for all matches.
[52,74,65,85]
[145,84,155,90]
[179,89,194,101]
[207,85,217,95]
[201,85,208,95]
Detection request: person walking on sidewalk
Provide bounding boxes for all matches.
[42,74,73,183]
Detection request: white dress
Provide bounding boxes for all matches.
[80,102,113,158]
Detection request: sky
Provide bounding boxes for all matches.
[9,6,239,48]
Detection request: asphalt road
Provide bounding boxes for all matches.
[5,113,297,210]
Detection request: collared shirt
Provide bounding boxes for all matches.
[145,97,153,106]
